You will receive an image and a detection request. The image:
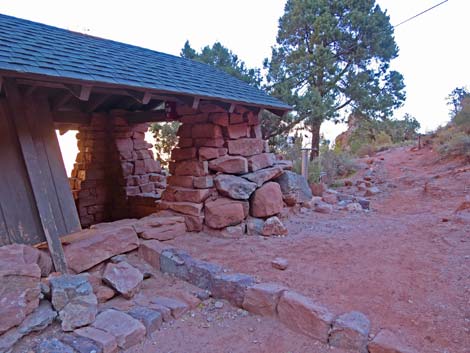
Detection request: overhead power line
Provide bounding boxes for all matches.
[393,0,449,28]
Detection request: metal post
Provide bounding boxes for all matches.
[301,148,310,180]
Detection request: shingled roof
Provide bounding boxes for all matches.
[0,13,290,112]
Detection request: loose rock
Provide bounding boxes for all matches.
[102,262,143,299]
[329,311,370,353]
[214,174,257,200]
[262,216,288,236]
[271,257,289,270]
[50,274,98,332]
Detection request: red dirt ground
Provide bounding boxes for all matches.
[167,146,470,353]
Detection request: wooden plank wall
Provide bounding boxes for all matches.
[0,80,81,257]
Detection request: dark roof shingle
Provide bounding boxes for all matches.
[0,13,290,111]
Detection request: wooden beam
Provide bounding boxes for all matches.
[51,91,72,111]
[142,92,152,105]
[51,110,91,124]
[79,85,92,101]
[192,97,200,110]
[110,109,170,123]
[0,76,4,95]
[3,78,68,273]
[85,94,110,113]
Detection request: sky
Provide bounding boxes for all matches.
[0,0,468,170]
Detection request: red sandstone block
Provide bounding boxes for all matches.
[140,175,150,184]
[163,186,211,203]
[179,114,208,124]
[134,140,153,150]
[131,123,150,133]
[229,114,244,124]
[144,159,161,173]
[242,283,287,317]
[115,139,133,152]
[176,124,192,138]
[183,214,204,232]
[75,326,118,353]
[138,240,172,270]
[178,138,193,148]
[167,175,194,188]
[192,124,222,139]
[126,186,141,196]
[277,291,334,343]
[140,183,154,193]
[227,138,265,157]
[247,153,275,172]
[132,131,145,140]
[209,112,229,126]
[204,198,245,229]
[135,160,145,175]
[194,138,225,148]
[246,112,260,126]
[174,160,208,176]
[176,105,197,116]
[171,147,197,161]
[198,147,220,161]
[157,201,203,217]
[121,162,134,177]
[135,150,152,160]
[198,103,226,113]
[226,123,249,139]
[193,176,213,189]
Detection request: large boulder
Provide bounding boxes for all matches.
[250,182,283,218]
[214,174,257,200]
[204,198,246,229]
[0,244,41,335]
[274,171,313,204]
[50,274,98,331]
[64,226,140,273]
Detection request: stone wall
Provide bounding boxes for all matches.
[157,104,289,234]
[69,114,166,227]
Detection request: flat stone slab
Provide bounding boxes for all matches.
[242,283,287,317]
[368,329,419,353]
[277,290,334,343]
[150,297,189,319]
[329,311,370,353]
[127,306,163,336]
[74,326,117,353]
[64,226,139,273]
[92,309,146,349]
[103,262,143,299]
[50,274,97,332]
[211,273,255,307]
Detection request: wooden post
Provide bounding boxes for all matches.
[3,78,68,273]
[301,148,310,180]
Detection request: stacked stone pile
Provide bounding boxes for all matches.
[69,115,166,227]
[157,105,299,236]
[0,218,418,353]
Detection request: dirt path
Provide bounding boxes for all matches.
[169,146,470,353]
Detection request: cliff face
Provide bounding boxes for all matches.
[335,113,362,151]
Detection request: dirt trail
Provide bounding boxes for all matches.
[169,146,470,353]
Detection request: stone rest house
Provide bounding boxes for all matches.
[0,14,294,271]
